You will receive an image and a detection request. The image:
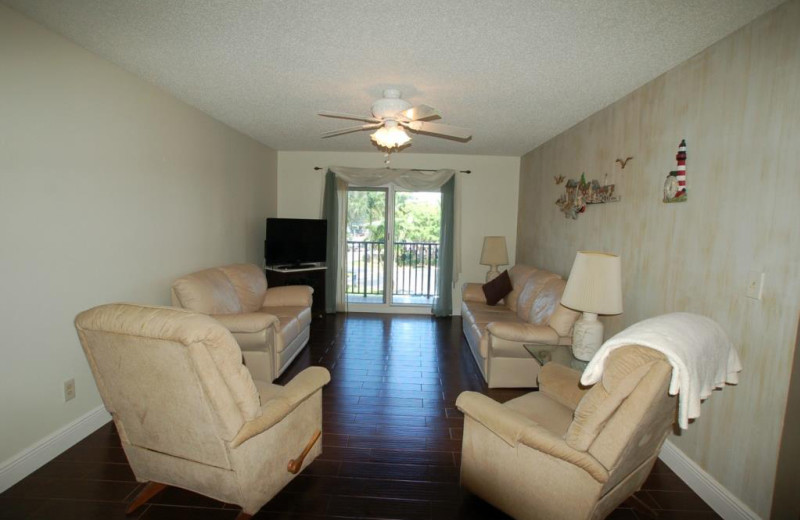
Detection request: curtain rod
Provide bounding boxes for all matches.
[313,166,470,174]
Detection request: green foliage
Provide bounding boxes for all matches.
[347,190,386,241]
[394,192,441,243]
[346,190,441,244]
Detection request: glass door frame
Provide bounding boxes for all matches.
[345,185,434,314]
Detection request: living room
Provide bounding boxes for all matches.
[1,1,798,519]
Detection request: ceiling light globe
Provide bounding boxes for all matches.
[371,126,411,149]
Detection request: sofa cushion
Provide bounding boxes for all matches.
[172,269,242,315]
[528,278,566,326]
[219,264,268,313]
[264,306,312,331]
[504,392,573,437]
[469,310,526,327]
[516,271,560,321]
[549,304,582,337]
[463,301,512,319]
[482,270,513,306]
[504,265,537,311]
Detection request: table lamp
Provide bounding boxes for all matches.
[561,251,623,361]
[480,236,509,281]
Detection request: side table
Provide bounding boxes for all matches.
[523,343,588,372]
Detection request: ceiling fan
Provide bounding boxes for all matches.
[318,89,472,150]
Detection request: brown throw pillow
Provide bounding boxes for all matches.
[482,270,513,306]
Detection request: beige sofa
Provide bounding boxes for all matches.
[456,346,677,520]
[171,264,312,382]
[461,264,579,388]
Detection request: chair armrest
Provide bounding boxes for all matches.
[456,391,537,447]
[230,366,330,448]
[538,363,588,410]
[211,312,278,333]
[456,391,608,483]
[518,423,609,483]
[262,285,313,307]
[462,283,487,303]
[486,322,559,343]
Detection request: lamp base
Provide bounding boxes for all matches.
[571,312,604,361]
[486,266,500,282]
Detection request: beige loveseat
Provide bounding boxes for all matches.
[461,264,579,388]
[171,264,312,382]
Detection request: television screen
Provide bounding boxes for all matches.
[265,218,327,267]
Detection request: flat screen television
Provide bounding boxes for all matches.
[265,218,327,268]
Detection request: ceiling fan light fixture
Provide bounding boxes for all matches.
[370,125,411,149]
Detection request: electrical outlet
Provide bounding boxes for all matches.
[746,271,765,300]
[64,378,76,402]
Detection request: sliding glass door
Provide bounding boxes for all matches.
[346,187,441,311]
[346,188,388,304]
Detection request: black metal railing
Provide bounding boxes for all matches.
[346,241,439,299]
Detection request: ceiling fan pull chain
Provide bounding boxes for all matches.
[384,152,391,168]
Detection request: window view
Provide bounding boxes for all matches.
[346,189,441,306]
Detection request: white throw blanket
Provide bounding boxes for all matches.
[580,312,742,429]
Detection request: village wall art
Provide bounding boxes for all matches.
[555,172,620,219]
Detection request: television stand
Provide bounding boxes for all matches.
[265,265,326,318]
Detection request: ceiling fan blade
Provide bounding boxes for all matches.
[402,121,472,140]
[318,110,381,123]
[321,123,382,138]
[399,104,439,121]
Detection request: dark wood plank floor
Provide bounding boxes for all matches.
[0,314,722,519]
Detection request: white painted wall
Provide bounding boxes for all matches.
[516,2,800,517]
[0,5,277,468]
[277,151,520,314]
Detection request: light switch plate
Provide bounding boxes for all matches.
[746,271,764,300]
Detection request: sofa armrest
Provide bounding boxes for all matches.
[462,283,487,303]
[230,366,330,448]
[262,285,313,307]
[486,322,559,343]
[456,391,608,483]
[211,312,278,333]
[538,363,588,410]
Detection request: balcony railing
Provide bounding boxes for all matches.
[346,241,439,300]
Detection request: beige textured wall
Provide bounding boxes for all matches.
[516,2,799,517]
[0,5,277,465]
[277,151,520,315]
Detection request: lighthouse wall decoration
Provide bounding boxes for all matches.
[663,139,688,203]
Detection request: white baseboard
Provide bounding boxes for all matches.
[0,405,111,493]
[659,440,761,520]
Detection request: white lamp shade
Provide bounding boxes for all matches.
[561,251,623,315]
[480,236,509,266]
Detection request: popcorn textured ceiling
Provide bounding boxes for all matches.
[3,0,784,156]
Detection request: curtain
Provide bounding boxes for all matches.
[432,176,455,317]
[322,171,349,313]
[322,171,337,314]
[324,166,460,314]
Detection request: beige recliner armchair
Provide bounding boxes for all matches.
[75,303,330,520]
[171,263,312,382]
[456,346,677,520]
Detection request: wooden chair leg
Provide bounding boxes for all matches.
[287,429,322,474]
[126,481,168,514]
